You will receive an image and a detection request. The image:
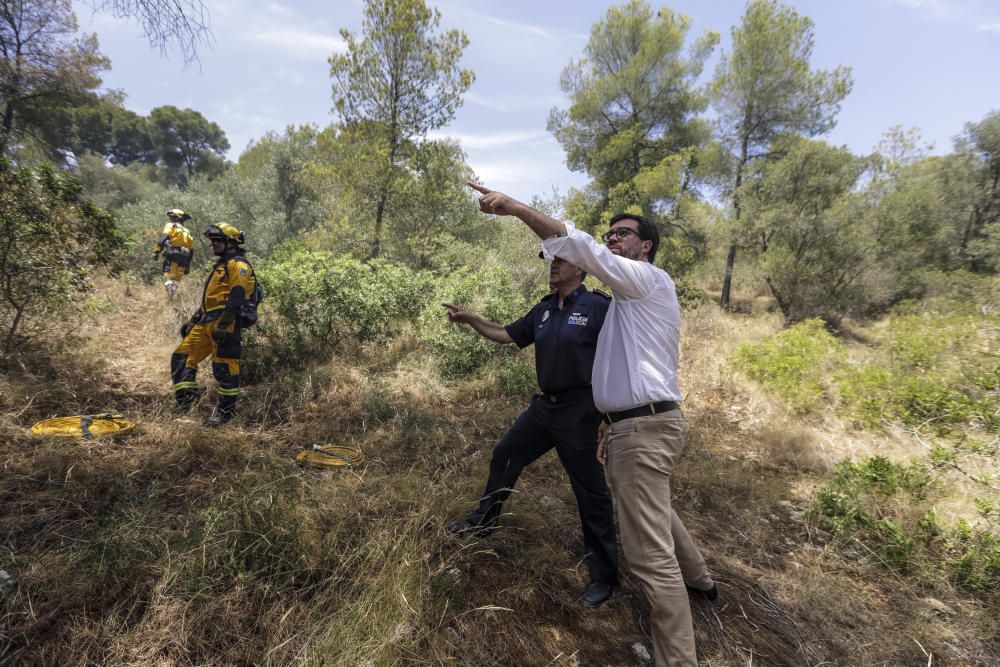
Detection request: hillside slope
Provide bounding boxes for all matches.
[1,279,997,666]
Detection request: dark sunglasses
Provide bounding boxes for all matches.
[601,227,639,243]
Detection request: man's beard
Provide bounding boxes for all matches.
[621,244,642,260]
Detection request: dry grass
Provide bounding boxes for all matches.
[1,279,998,666]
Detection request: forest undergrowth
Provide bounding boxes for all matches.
[1,278,998,666]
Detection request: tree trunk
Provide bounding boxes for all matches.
[764,275,791,323]
[0,100,17,157]
[3,303,25,355]
[721,134,751,310]
[720,243,737,309]
[371,130,400,259]
[372,191,386,258]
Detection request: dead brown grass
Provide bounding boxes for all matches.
[1,279,998,666]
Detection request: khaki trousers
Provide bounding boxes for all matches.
[605,408,713,667]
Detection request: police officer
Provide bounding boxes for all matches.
[442,254,618,608]
[172,223,256,427]
[153,209,195,296]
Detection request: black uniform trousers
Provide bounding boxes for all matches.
[467,391,618,584]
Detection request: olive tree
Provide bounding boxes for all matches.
[0,160,125,353]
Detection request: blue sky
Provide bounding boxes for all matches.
[73,0,1000,202]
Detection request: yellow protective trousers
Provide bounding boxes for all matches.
[170,320,241,415]
[163,260,186,283]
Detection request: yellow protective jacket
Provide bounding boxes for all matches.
[157,222,194,251]
[198,252,257,322]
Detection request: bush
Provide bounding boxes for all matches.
[837,368,993,433]
[417,265,536,379]
[943,519,1000,591]
[836,307,1000,433]
[732,319,845,413]
[674,278,709,309]
[0,162,127,354]
[251,246,434,368]
[813,456,1000,595]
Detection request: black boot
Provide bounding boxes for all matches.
[205,408,234,428]
[445,517,497,538]
[173,390,199,414]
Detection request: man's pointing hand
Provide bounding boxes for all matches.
[468,181,520,217]
[467,181,567,240]
[441,302,473,324]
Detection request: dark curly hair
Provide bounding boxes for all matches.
[608,213,660,263]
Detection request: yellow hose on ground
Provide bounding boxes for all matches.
[296,444,365,469]
[31,414,135,438]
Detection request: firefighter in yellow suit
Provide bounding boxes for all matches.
[172,223,256,427]
[153,209,195,296]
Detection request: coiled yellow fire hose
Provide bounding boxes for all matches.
[296,444,365,469]
[31,414,135,438]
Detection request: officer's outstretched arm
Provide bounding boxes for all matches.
[442,303,513,344]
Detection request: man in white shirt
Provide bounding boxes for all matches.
[468,182,716,667]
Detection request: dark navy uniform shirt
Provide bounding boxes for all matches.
[504,285,611,394]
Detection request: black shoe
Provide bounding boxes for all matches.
[581,581,613,608]
[445,518,495,538]
[687,583,719,602]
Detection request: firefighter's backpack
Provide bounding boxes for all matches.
[236,259,265,328]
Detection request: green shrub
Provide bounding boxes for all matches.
[417,265,535,379]
[496,357,537,396]
[813,456,1000,594]
[732,319,844,413]
[674,278,709,309]
[834,365,892,427]
[911,269,998,315]
[835,308,1000,433]
[827,456,933,501]
[0,162,126,353]
[251,246,434,368]
[943,520,1000,590]
[885,312,980,370]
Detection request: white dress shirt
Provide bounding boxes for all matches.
[542,222,682,413]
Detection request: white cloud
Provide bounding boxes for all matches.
[465,92,509,112]
[266,2,298,19]
[889,0,1000,27]
[466,154,584,202]
[274,65,307,86]
[437,1,586,45]
[428,129,551,150]
[463,90,568,113]
[890,0,967,20]
[443,4,554,40]
[246,27,345,57]
[207,0,345,58]
[214,101,286,153]
[471,12,553,40]
[459,132,585,200]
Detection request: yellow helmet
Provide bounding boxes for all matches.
[204,223,245,245]
[166,208,191,222]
